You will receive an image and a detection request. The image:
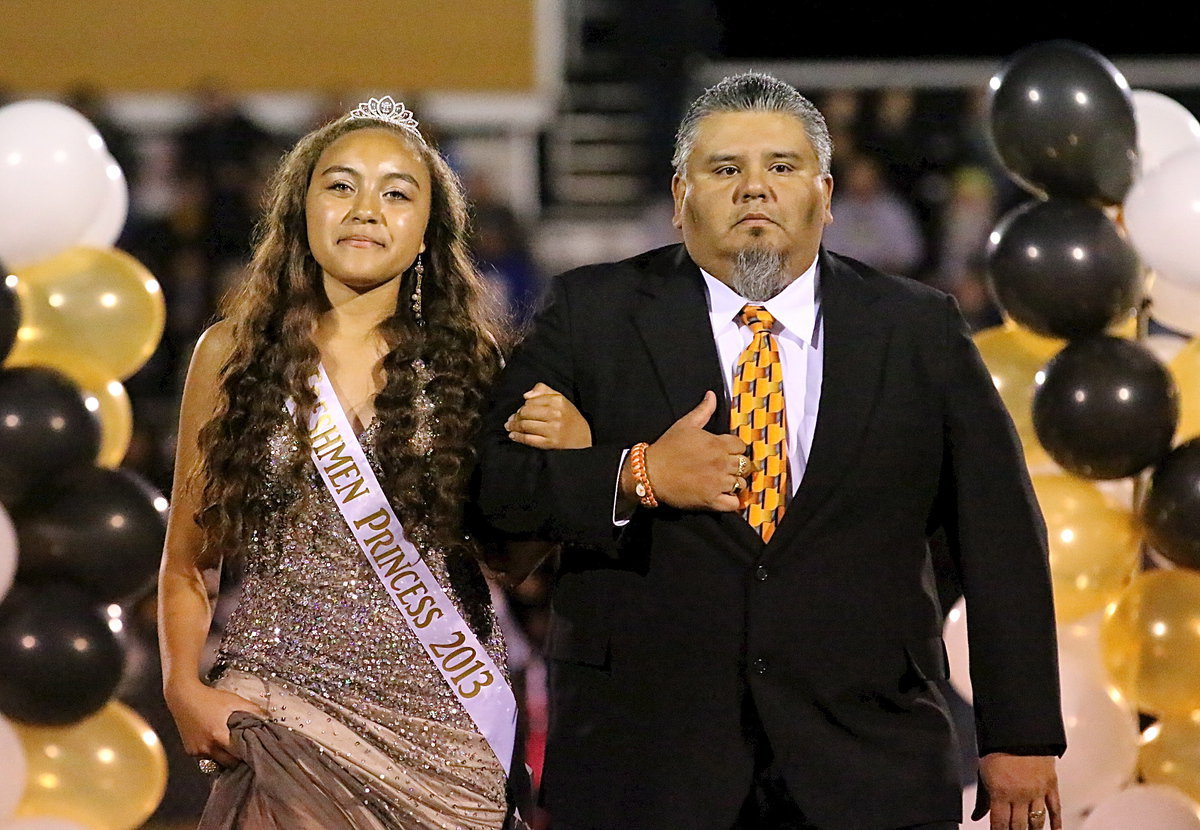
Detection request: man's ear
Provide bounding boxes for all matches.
[671,173,686,230]
[821,173,834,226]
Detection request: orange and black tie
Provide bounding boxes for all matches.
[730,304,788,542]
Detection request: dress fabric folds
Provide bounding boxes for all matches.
[197,420,513,829]
[201,711,393,830]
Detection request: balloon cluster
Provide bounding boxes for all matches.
[946,40,1200,830]
[0,101,168,830]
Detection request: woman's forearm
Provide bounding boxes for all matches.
[158,561,218,698]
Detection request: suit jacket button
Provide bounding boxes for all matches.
[752,658,768,675]
[755,565,769,581]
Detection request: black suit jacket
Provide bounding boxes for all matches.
[475,245,1065,830]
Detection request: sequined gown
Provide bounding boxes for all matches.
[201,417,510,830]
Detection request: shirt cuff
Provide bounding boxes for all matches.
[612,447,631,527]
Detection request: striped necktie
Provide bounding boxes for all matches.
[730,304,788,542]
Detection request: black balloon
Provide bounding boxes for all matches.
[1142,438,1200,570]
[0,275,17,364]
[987,39,1138,205]
[0,366,100,509]
[15,467,169,603]
[1033,336,1178,479]
[0,581,125,725]
[986,198,1143,339]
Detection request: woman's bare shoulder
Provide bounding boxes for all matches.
[187,320,237,383]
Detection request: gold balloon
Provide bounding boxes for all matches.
[14,701,167,830]
[81,378,131,470]
[1100,568,1200,718]
[973,322,1060,464]
[990,318,1065,358]
[4,348,132,468]
[1109,311,1140,341]
[1171,337,1200,444]
[1140,716,1200,804]
[1031,472,1141,623]
[4,246,165,381]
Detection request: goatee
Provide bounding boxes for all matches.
[730,247,789,302]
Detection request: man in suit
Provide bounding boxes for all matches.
[474,72,1065,830]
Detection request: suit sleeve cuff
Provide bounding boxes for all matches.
[979,744,1067,758]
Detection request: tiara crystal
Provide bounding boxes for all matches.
[347,96,421,136]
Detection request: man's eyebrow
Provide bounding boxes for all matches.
[702,151,804,164]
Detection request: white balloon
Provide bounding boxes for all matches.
[1056,650,1140,816]
[1124,147,1200,288]
[77,156,129,248]
[0,714,25,818]
[1149,272,1200,337]
[0,503,15,604]
[0,819,91,830]
[943,596,972,702]
[1080,784,1200,830]
[1063,810,1087,830]
[956,612,1136,822]
[1144,332,1190,364]
[1093,477,1137,511]
[0,100,111,269]
[1132,90,1200,177]
[1057,612,1108,685]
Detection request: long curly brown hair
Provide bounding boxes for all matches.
[194,116,508,568]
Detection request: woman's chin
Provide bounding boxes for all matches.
[326,272,400,294]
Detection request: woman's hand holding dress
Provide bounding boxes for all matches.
[166,681,269,769]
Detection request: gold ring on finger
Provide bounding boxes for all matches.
[198,758,220,775]
[736,455,752,478]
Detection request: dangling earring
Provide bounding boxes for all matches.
[410,254,425,325]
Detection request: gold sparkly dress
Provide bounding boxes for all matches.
[200,413,510,830]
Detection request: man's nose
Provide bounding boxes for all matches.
[738,169,769,200]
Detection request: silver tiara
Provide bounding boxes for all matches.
[347,96,421,137]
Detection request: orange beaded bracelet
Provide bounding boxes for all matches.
[630,442,658,509]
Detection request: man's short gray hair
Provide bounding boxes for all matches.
[672,72,833,176]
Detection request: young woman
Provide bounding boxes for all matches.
[158,97,571,829]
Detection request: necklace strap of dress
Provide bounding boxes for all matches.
[286,363,517,774]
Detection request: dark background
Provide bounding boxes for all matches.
[712,3,1200,60]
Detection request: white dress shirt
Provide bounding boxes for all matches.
[614,260,824,522]
[701,259,824,495]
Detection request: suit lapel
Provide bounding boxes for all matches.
[632,247,762,556]
[766,250,893,554]
[632,247,729,431]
